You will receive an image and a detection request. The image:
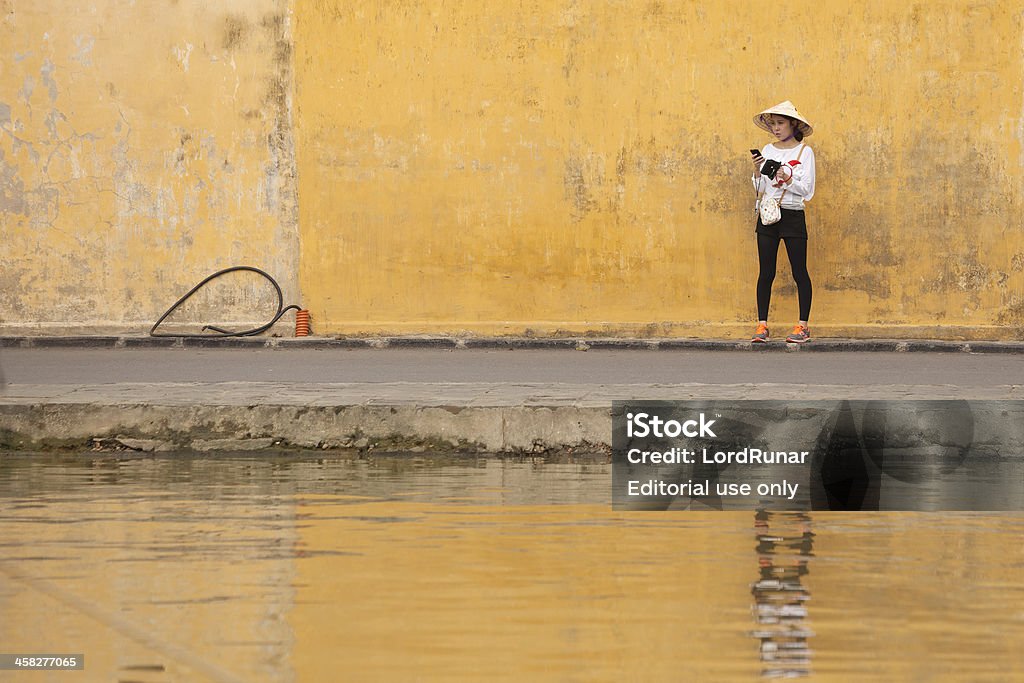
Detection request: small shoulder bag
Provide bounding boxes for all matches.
[756,144,806,226]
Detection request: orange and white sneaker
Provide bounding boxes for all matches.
[786,325,811,343]
[751,323,770,343]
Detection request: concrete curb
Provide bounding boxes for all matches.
[0,403,610,455]
[3,381,1023,455]
[3,335,1024,353]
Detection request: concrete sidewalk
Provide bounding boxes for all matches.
[1,342,1023,454]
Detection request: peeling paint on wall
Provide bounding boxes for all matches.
[294,0,1024,339]
[2,1,1023,339]
[0,0,299,333]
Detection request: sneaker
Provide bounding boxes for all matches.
[751,323,770,343]
[786,325,811,343]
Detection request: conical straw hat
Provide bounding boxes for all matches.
[754,100,813,137]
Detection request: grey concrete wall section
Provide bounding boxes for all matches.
[1,393,1023,456]
[0,403,610,454]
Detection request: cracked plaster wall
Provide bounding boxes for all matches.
[296,1,1024,340]
[3,2,1024,340]
[0,0,298,334]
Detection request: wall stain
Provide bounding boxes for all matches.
[563,152,601,220]
[222,15,249,50]
[257,9,298,268]
[39,58,58,103]
[0,148,28,215]
[71,33,95,66]
[17,75,34,106]
[918,249,1002,314]
[995,297,1024,325]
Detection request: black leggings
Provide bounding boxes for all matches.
[756,234,812,322]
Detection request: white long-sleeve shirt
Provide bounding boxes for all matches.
[751,143,816,210]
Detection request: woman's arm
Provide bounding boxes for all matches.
[751,147,768,189]
[784,146,815,201]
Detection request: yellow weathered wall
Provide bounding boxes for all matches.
[3,1,1023,339]
[295,0,1024,340]
[0,0,298,334]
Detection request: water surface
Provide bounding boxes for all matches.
[1,453,1022,682]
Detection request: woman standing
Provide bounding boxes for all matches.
[749,101,816,344]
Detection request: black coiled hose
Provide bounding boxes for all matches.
[149,266,302,338]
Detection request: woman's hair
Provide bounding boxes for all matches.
[784,116,805,142]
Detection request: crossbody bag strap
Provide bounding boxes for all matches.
[777,143,806,205]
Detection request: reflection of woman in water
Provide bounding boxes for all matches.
[751,510,815,678]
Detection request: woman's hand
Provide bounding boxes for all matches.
[751,153,764,175]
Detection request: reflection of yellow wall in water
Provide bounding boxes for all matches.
[289,502,755,681]
[811,514,1024,677]
[0,496,295,681]
[295,1,1024,339]
[0,1,298,334]
[287,497,1024,681]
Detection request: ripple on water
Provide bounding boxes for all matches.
[0,453,1021,681]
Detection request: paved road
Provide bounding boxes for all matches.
[2,347,1022,451]
[1,347,1022,387]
